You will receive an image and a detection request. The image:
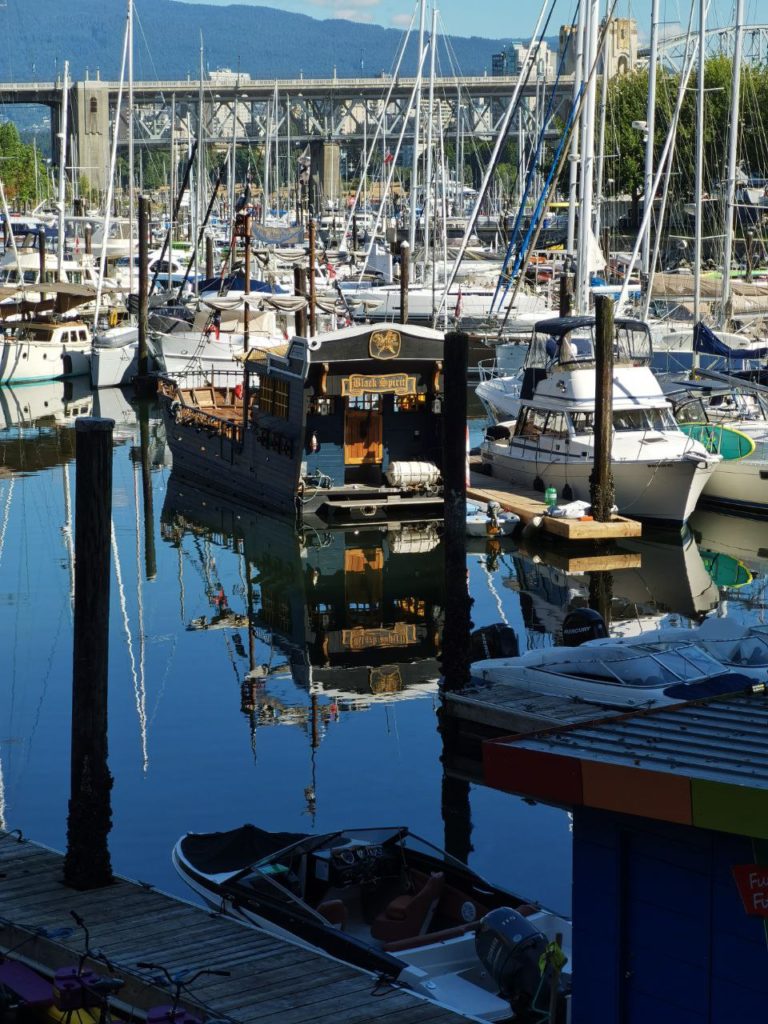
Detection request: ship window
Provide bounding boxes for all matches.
[78,329,87,341]
[23,270,37,283]
[347,393,380,411]
[614,409,652,430]
[258,377,289,418]
[394,393,425,412]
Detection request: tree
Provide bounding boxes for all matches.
[0,121,47,207]
[605,67,649,227]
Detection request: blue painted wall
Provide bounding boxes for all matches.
[572,808,768,1023]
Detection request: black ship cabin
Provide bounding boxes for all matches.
[160,321,448,524]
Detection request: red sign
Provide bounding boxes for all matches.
[732,864,768,917]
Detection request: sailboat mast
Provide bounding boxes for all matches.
[423,5,438,272]
[408,0,426,254]
[128,0,135,293]
[721,0,744,324]
[196,34,204,291]
[693,0,706,330]
[566,1,586,255]
[641,0,660,277]
[57,60,70,283]
[575,0,600,313]
[594,0,611,240]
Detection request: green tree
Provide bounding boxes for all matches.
[0,121,47,206]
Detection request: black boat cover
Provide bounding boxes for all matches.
[180,825,307,875]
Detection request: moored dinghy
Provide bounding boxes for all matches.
[173,824,571,1021]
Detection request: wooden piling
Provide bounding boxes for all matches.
[559,269,574,317]
[399,240,410,325]
[242,215,252,440]
[64,417,115,890]
[294,266,308,336]
[352,214,358,252]
[84,223,93,256]
[308,218,317,337]
[205,235,214,279]
[590,294,615,521]
[440,330,473,693]
[38,227,47,303]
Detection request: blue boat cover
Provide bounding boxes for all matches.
[693,321,768,361]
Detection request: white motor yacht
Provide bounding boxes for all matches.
[479,316,720,524]
[665,377,768,514]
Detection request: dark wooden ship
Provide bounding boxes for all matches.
[158,322,448,526]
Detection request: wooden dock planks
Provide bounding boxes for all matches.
[468,465,642,541]
[0,835,471,1024]
[443,680,623,734]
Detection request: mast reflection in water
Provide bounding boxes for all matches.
[7,390,768,921]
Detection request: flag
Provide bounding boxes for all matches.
[383,148,394,165]
[454,286,463,320]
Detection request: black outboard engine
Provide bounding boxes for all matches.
[470,623,520,662]
[475,908,549,1015]
[561,608,608,647]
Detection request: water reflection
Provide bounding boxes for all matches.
[0,384,766,916]
[160,477,446,819]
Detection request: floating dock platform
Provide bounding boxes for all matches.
[468,460,642,542]
[0,834,473,1024]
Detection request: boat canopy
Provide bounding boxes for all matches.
[524,316,652,370]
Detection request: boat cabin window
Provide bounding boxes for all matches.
[571,411,595,433]
[514,408,568,438]
[613,408,675,431]
[258,377,289,418]
[23,270,38,284]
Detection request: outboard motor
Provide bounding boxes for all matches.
[474,908,549,1015]
[561,608,608,647]
[470,623,520,662]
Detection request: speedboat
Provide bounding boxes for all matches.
[471,638,759,710]
[173,824,571,1022]
[466,500,519,538]
[588,615,768,672]
[479,315,721,523]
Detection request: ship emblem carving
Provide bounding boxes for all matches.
[370,329,401,360]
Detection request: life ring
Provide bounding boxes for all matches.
[108,307,119,328]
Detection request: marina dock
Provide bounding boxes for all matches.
[468,461,642,542]
[0,834,473,1024]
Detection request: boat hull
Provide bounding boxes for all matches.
[0,341,91,384]
[481,444,717,523]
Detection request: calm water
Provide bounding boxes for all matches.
[1,381,767,926]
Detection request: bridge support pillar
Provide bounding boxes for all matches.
[308,140,342,213]
[72,81,111,193]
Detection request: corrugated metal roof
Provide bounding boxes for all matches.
[505,694,768,787]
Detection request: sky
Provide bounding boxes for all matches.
[177,0,768,41]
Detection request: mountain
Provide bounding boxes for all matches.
[0,0,515,82]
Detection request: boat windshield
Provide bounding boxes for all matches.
[547,643,724,687]
[526,318,653,370]
[612,408,677,431]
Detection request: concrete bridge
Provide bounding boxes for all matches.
[0,71,574,191]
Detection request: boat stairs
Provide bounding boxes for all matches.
[0,833,473,1024]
